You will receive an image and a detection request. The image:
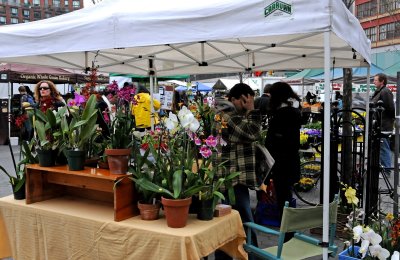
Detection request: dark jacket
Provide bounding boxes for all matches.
[266,106,301,185]
[371,86,395,132]
[254,94,270,116]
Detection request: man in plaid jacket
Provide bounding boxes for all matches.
[215,83,262,260]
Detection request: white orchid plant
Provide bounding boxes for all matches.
[132,102,238,203]
[342,184,399,259]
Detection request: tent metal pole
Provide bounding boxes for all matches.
[322,31,331,260]
[363,66,371,214]
[8,81,11,143]
[394,71,400,215]
[149,58,155,131]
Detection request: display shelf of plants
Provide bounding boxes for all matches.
[1,74,240,227]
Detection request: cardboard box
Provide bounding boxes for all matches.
[214,204,232,217]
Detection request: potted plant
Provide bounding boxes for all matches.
[133,104,239,227]
[98,81,136,174]
[30,106,66,167]
[0,141,38,200]
[193,159,239,221]
[127,139,162,220]
[60,94,99,170]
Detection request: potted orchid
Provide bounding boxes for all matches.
[339,184,398,259]
[60,94,99,170]
[133,100,239,226]
[101,81,136,174]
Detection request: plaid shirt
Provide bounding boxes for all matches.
[217,109,261,188]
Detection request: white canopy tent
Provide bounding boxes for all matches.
[0,0,370,258]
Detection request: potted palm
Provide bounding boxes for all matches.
[60,94,99,170]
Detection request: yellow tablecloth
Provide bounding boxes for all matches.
[0,195,247,260]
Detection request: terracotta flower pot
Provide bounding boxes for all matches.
[161,196,192,228]
[105,148,131,174]
[138,201,161,220]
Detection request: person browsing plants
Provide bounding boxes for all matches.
[33,80,65,112]
[214,83,262,260]
[131,85,161,131]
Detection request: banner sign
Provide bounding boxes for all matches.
[315,83,397,93]
[159,85,174,110]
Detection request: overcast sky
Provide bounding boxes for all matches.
[83,0,94,7]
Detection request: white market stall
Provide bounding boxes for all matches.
[0,0,371,258]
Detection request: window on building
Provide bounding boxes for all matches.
[385,22,400,39]
[10,7,18,16]
[23,9,30,18]
[365,27,377,42]
[64,0,69,6]
[379,24,388,40]
[23,19,30,23]
[53,0,61,7]
[72,0,80,8]
[0,6,5,14]
[0,16,6,24]
[33,0,40,6]
[34,11,41,19]
[10,18,19,24]
[357,0,377,19]
[45,12,52,18]
[380,0,400,14]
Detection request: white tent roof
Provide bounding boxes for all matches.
[0,0,370,76]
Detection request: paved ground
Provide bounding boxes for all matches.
[1,144,396,259]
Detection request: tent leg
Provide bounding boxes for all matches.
[322,31,331,260]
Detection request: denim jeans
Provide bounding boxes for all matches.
[380,137,392,169]
[214,184,258,260]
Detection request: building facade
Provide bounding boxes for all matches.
[355,0,400,48]
[0,0,83,25]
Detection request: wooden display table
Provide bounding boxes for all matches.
[26,164,138,221]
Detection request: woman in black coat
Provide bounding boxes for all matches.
[265,82,301,222]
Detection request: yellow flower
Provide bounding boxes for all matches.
[386,213,394,221]
[345,186,359,205]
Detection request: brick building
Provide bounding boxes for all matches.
[0,0,83,25]
[355,0,400,69]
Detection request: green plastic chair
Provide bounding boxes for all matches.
[243,195,338,260]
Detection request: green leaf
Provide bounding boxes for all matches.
[172,170,183,199]
[81,95,97,120]
[212,191,225,200]
[46,109,57,128]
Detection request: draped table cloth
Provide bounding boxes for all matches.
[0,195,247,260]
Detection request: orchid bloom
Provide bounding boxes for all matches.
[369,244,390,260]
[178,106,200,132]
[345,186,359,205]
[200,145,212,158]
[194,137,202,146]
[165,112,179,131]
[391,251,400,260]
[359,239,370,258]
[205,135,218,147]
[361,229,382,245]
[218,136,227,146]
[353,225,363,243]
